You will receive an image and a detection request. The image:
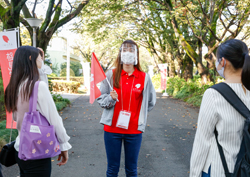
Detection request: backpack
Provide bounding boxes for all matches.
[211,83,250,177]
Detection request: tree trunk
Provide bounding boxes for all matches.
[0,1,27,30]
[183,55,193,81]
[176,53,183,78]
[168,59,176,78]
[197,63,213,84]
[37,32,51,53]
[1,10,20,30]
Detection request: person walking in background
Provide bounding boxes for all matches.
[4,46,72,177]
[97,40,156,177]
[190,39,250,177]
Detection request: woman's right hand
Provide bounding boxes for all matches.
[110,90,118,100]
[57,151,69,166]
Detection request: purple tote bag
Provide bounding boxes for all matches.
[18,81,61,161]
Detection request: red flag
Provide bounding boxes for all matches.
[90,52,106,104]
[0,30,18,129]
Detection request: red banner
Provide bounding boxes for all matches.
[0,50,17,129]
[0,30,18,129]
[158,64,168,90]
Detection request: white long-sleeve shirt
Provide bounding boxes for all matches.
[14,73,71,152]
[190,83,250,177]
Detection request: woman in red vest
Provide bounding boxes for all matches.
[97,40,156,177]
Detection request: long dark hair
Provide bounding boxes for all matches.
[4,46,41,112]
[113,40,142,88]
[216,39,250,90]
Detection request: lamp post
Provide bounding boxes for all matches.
[25,18,42,47]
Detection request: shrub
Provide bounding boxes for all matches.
[52,93,70,104]
[166,76,219,107]
[51,80,81,93]
[48,77,84,84]
[151,74,161,90]
[0,137,6,149]
[48,73,58,77]
[0,120,18,142]
[166,76,185,96]
[55,102,68,111]
[60,68,75,77]
[61,61,82,76]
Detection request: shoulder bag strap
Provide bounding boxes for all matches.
[28,81,40,113]
[211,82,250,177]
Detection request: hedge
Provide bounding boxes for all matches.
[51,80,81,93]
[49,77,84,84]
[60,68,75,77]
[165,76,224,107]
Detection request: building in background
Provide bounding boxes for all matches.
[46,36,82,76]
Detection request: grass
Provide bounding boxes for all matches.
[0,120,18,143]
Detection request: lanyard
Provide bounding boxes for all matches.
[121,75,135,112]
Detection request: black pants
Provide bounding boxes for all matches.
[0,164,3,177]
[15,151,51,177]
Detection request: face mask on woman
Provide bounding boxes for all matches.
[216,59,226,79]
[120,43,138,65]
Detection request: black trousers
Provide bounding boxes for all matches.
[0,164,3,177]
[15,151,51,177]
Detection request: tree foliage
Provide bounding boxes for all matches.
[76,0,250,83]
[0,0,89,53]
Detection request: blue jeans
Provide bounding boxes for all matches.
[202,166,211,177]
[104,131,142,177]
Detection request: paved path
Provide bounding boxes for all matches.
[2,93,199,177]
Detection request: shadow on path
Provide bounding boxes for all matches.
[2,93,199,177]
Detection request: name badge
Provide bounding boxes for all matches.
[116,111,131,129]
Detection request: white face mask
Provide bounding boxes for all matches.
[121,52,136,65]
[216,60,226,78]
[120,43,138,65]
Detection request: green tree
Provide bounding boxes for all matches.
[0,0,89,53]
[60,68,75,77]
[76,0,250,84]
[61,61,82,76]
[149,0,250,83]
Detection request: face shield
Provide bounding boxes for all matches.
[120,43,138,65]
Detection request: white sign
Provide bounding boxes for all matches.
[30,125,41,134]
[0,31,18,50]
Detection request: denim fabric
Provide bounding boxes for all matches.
[202,166,211,177]
[104,131,142,177]
[15,151,51,177]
